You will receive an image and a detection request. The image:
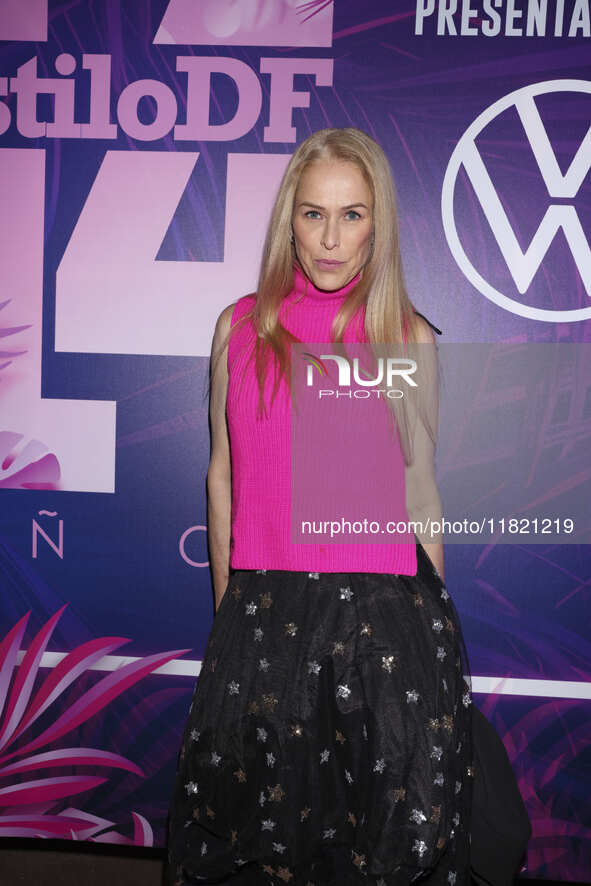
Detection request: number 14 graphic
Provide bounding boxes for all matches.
[1,149,288,491]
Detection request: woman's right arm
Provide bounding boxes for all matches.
[207,303,236,612]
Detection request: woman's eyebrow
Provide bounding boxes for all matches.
[297,201,369,210]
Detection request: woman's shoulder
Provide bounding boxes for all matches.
[226,293,257,327]
[215,293,256,333]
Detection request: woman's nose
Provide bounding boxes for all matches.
[321,218,340,250]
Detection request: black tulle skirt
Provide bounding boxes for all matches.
[166,542,473,885]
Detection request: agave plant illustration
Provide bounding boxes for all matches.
[0,605,190,843]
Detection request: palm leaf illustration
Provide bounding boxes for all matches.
[0,605,191,843]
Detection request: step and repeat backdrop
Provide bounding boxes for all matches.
[0,1,589,879]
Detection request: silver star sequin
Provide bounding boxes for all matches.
[336,684,351,699]
[412,839,428,858]
[381,654,397,673]
[462,690,472,707]
[436,646,447,661]
[190,729,200,742]
[284,622,298,637]
[272,842,286,853]
[266,752,276,767]
[453,812,460,826]
[245,602,258,615]
[185,781,199,795]
[433,772,444,786]
[441,587,450,601]
[320,748,331,763]
[201,842,207,855]
[339,586,353,601]
[373,758,386,773]
[256,569,267,574]
[360,622,373,637]
[432,618,444,633]
[308,572,320,579]
[227,680,240,695]
[261,818,276,831]
[345,769,354,784]
[323,828,336,839]
[442,678,448,692]
[448,872,457,885]
[254,627,264,642]
[257,727,268,743]
[430,745,443,761]
[406,689,420,704]
[455,780,462,794]
[259,791,266,806]
[362,723,368,740]
[409,808,427,824]
[258,657,270,672]
[210,751,221,766]
[308,660,321,675]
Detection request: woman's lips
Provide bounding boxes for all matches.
[315,260,344,269]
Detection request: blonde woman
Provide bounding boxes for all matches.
[166,128,472,885]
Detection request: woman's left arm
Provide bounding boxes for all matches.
[404,315,445,580]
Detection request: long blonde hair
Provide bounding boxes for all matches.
[210,127,438,465]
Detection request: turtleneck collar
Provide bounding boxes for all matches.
[291,262,361,303]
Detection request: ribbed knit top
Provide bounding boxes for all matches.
[225,264,418,575]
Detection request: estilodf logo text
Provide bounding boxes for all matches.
[302,353,417,399]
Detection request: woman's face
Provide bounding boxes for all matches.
[291,158,373,292]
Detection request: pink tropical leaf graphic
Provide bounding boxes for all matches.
[0,812,98,839]
[0,747,144,778]
[0,775,108,806]
[0,606,191,844]
[0,607,68,751]
[0,431,60,489]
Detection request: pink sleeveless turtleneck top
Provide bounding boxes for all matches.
[225,264,418,576]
